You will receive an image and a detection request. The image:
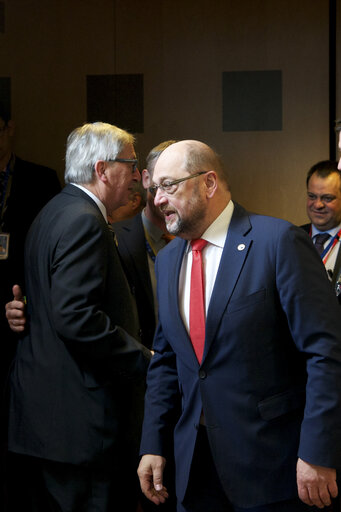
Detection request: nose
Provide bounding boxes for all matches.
[154,187,167,207]
[133,167,141,182]
[314,197,325,208]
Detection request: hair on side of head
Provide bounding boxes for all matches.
[146,140,178,174]
[306,160,340,187]
[64,122,135,184]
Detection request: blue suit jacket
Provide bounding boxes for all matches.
[140,203,341,507]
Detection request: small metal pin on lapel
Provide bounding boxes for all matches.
[237,244,245,251]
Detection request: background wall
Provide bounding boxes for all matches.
[0,0,340,225]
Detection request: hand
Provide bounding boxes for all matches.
[137,454,169,505]
[297,458,338,508]
[5,285,26,333]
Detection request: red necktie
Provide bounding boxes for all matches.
[189,239,208,363]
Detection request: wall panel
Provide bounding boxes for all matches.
[0,0,332,224]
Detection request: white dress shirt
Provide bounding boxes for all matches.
[71,183,107,221]
[179,200,234,334]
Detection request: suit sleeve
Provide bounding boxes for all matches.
[139,258,181,457]
[49,211,151,380]
[276,225,341,468]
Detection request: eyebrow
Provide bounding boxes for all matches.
[153,175,174,184]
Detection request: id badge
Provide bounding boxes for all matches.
[0,233,10,260]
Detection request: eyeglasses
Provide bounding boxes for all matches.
[108,158,138,173]
[149,171,208,196]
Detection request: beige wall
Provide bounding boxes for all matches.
[0,0,338,225]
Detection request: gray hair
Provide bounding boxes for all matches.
[65,122,135,184]
[146,140,177,176]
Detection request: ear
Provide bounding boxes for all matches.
[130,192,142,212]
[94,160,107,183]
[141,168,151,189]
[204,171,218,198]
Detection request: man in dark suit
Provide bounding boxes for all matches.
[0,106,60,509]
[0,106,61,384]
[6,122,151,512]
[137,140,341,511]
[5,139,178,512]
[113,141,178,512]
[337,119,341,292]
[301,160,341,303]
[113,140,177,349]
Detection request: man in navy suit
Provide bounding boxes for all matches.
[301,160,341,303]
[137,140,341,511]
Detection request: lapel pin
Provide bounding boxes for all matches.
[237,244,245,251]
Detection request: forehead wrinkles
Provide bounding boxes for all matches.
[154,152,188,183]
[309,175,341,195]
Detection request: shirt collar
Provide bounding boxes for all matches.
[141,208,164,242]
[311,223,341,239]
[71,183,107,222]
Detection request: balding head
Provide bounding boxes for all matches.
[152,140,231,240]
[156,140,229,188]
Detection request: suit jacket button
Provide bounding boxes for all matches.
[199,370,206,379]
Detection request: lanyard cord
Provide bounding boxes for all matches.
[321,230,341,264]
[143,226,158,262]
[309,226,341,264]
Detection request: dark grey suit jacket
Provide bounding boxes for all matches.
[114,214,156,349]
[8,184,151,469]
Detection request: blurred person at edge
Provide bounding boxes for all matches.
[0,103,60,510]
[302,159,341,304]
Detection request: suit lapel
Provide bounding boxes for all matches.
[163,205,253,365]
[204,204,252,361]
[332,244,341,287]
[116,215,154,306]
[165,238,201,363]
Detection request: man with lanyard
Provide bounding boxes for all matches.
[113,140,177,350]
[0,105,60,510]
[302,159,341,303]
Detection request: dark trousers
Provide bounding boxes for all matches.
[5,452,140,512]
[179,426,339,512]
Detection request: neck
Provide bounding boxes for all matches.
[144,202,168,233]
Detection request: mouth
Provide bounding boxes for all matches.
[161,208,177,222]
[311,210,326,216]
